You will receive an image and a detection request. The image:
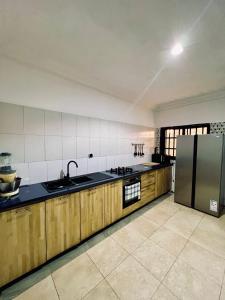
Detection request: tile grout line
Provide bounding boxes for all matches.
[219,266,225,299]
[158,212,209,299]
[50,274,60,300]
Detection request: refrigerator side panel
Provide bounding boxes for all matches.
[195,135,223,217]
[219,135,225,209]
[174,135,195,207]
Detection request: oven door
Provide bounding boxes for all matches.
[123,177,141,208]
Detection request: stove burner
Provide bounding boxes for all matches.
[108,167,135,176]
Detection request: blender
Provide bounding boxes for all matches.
[0,153,21,198]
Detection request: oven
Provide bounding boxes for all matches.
[123,176,141,208]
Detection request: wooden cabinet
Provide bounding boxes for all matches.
[80,185,104,240]
[104,181,123,227]
[46,193,80,260]
[156,166,172,197]
[141,171,156,204]
[0,203,46,287]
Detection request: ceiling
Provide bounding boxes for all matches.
[0,0,225,108]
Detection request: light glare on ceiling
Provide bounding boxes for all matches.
[171,43,183,56]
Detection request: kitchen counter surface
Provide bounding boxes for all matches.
[0,163,172,212]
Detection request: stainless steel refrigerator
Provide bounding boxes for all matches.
[175,134,225,217]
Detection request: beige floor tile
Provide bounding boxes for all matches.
[106,256,160,300]
[190,221,225,259]
[156,200,181,216]
[163,257,221,300]
[52,253,103,300]
[133,239,175,281]
[150,226,187,256]
[151,284,178,300]
[13,276,58,300]
[83,280,118,300]
[180,240,225,285]
[142,206,173,226]
[112,224,146,253]
[164,210,202,238]
[199,215,225,237]
[126,216,159,238]
[87,237,128,277]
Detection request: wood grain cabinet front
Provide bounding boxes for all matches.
[104,181,123,227]
[156,166,172,197]
[46,193,81,260]
[141,171,156,204]
[80,185,104,240]
[0,203,46,288]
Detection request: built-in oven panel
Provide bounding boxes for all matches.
[123,176,141,208]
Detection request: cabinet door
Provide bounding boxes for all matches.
[156,167,172,197]
[0,203,46,287]
[104,181,123,227]
[46,193,80,260]
[164,166,172,193]
[80,186,104,240]
[156,168,165,197]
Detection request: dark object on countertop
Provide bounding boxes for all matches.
[65,160,78,178]
[88,153,93,158]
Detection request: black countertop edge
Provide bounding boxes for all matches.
[0,163,173,213]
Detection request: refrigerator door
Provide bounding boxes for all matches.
[175,135,195,207]
[195,135,223,216]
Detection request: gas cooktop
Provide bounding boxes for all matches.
[106,166,138,176]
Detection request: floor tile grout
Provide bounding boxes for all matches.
[50,274,60,300]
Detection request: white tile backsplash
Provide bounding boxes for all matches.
[29,161,47,184]
[77,136,90,158]
[76,158,88,176]
[77,116,89,137]
[45,111,62,135]
[62,113,76,136]
[25,135,45,162]
[62,136,75,159]
[47,160,63,181]
[89,138,100,157]
[0,102,154,184]
[45,136,62,161]
[24,107,45,135]
[0,103,24,134]
[0,134,25,163]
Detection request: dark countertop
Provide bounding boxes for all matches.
[0,163,172,213]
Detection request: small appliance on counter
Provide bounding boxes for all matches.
[152,147,171,164]
[0,152,21,198]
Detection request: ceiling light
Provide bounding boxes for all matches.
[171,43,183,56]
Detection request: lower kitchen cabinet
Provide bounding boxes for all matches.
[0,203,46,288]
[141,171,156,204]
[104,181,123,227]
[156,166,172,197]
[46,193,80,260]
[80,185,104,240]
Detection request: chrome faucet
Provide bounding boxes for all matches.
[66,160,78,178]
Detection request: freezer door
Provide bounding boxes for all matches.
[195,135,223,216]
[175,135,195,207]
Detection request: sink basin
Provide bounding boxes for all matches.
[42,178,74,192]
[42,175,93,193]
[71,175,92,184]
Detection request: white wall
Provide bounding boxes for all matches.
[0,102,155,185]
[154,89,225,127]
[0,56,154,127]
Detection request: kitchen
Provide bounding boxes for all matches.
[0,1,225,299]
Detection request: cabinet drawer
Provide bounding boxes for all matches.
[141,172,156,187]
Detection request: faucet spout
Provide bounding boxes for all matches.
[66,160,78,178]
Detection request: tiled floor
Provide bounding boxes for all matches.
[1,193,225,300]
